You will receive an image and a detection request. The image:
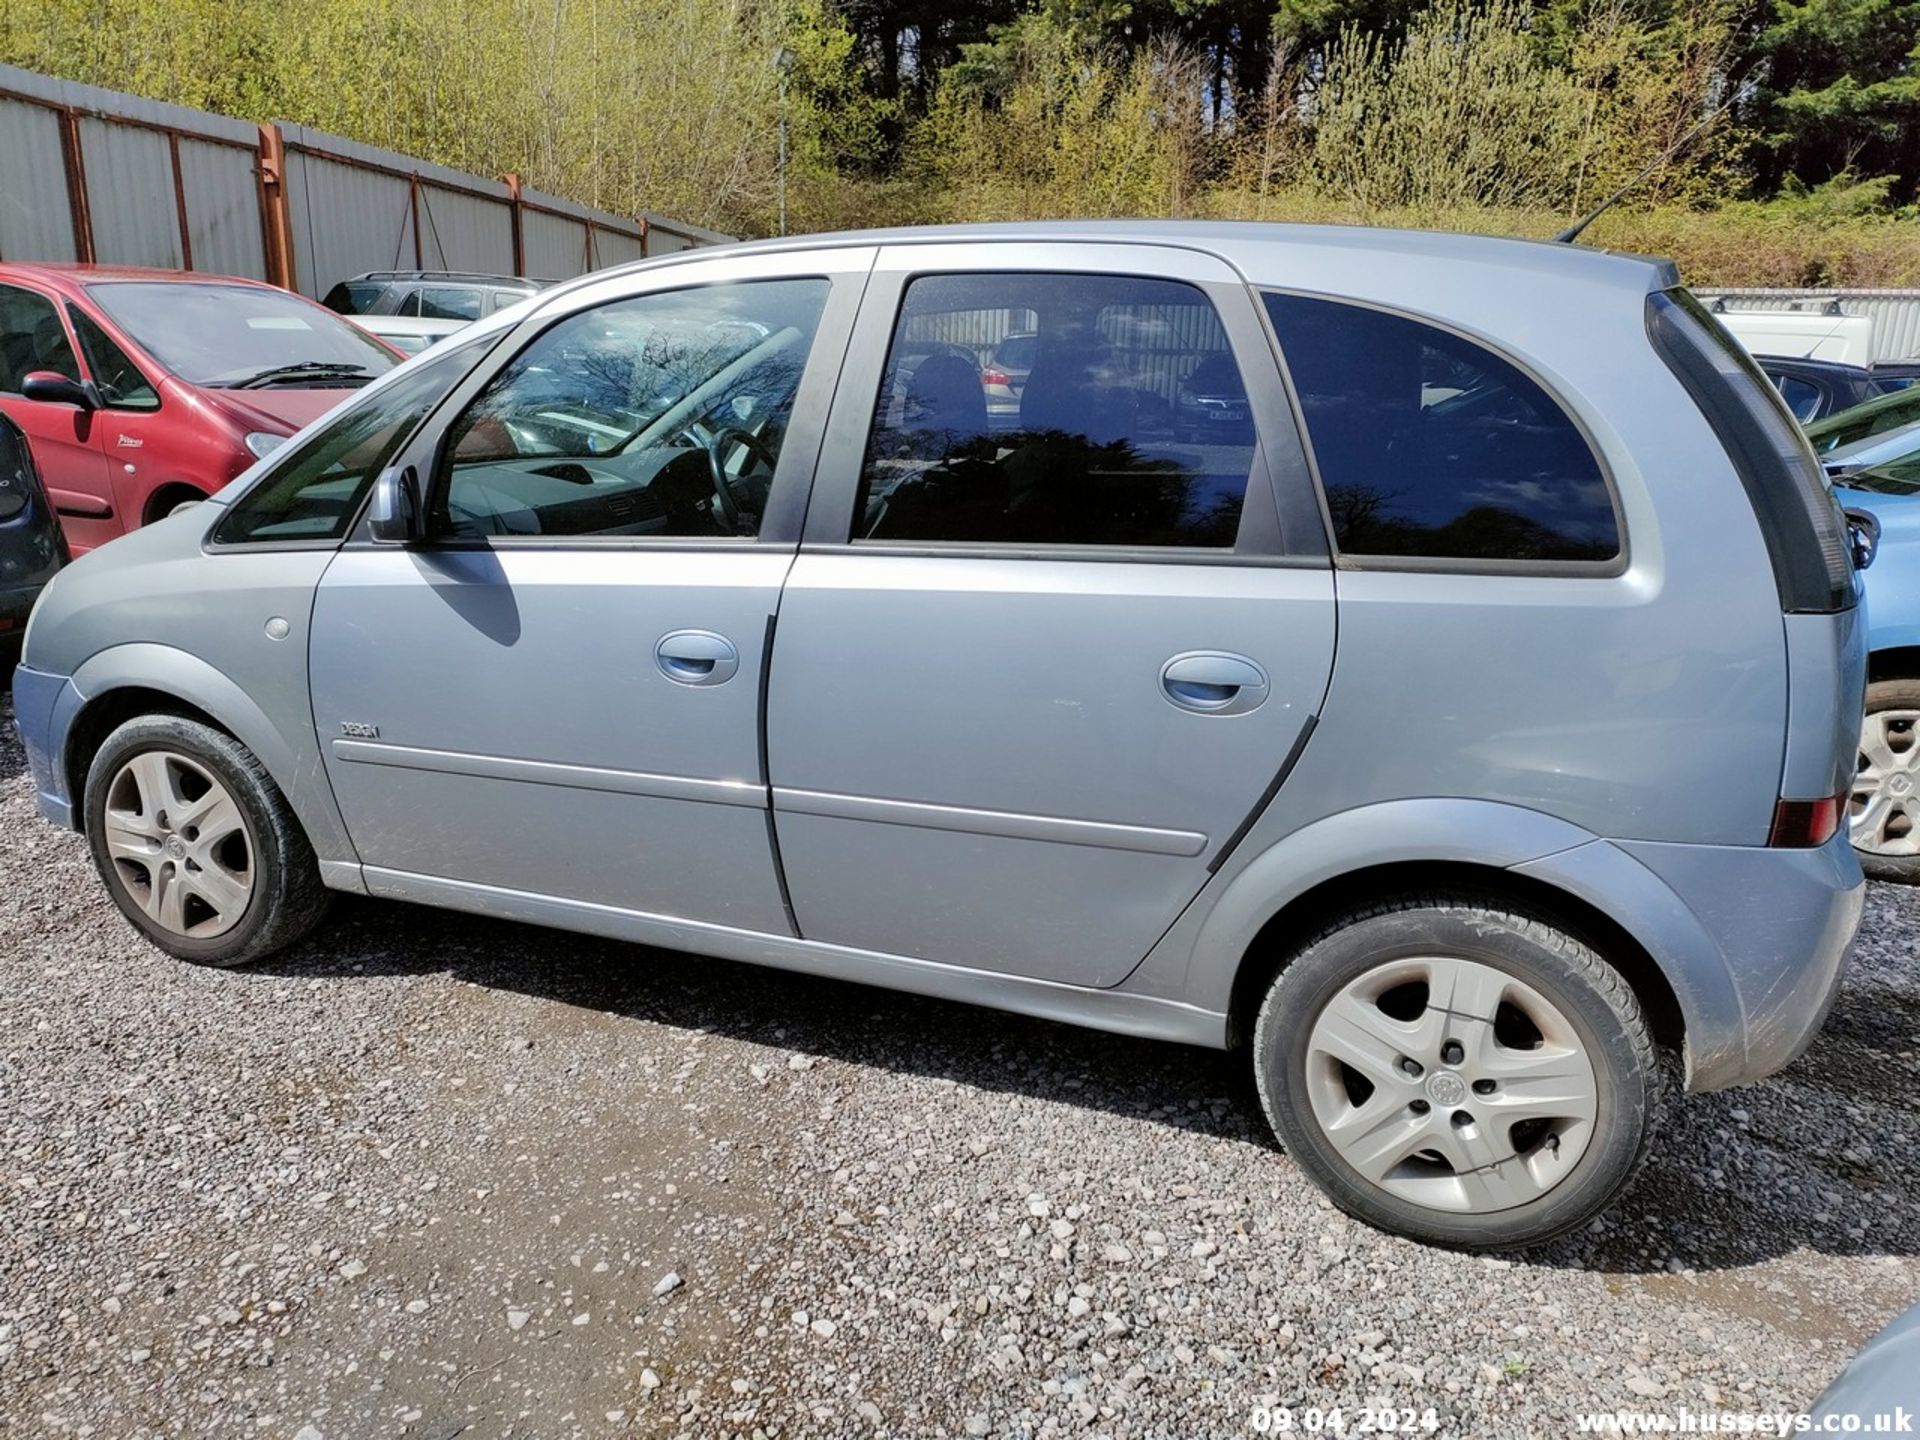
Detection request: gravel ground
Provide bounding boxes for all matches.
[2,696,1918,1440]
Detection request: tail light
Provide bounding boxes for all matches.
[982,367,1011,387]
[1768,792,1847,848]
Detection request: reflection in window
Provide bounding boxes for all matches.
[213,333,497,544]
[0,285,81,391]
[854,273,1256,548]
[1266,293,1619,563]
[436,279,828,540]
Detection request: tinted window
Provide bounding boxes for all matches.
[213,334,494,545]
[324,281,385,315]
[69,308,158,410]
[415,287,484,321]
[87,282,396,387]
[436,278,828,540]
[1266,293,1618,563]
[0,284,80,392]
[1775,375,1823,423]
[855,273,1255,548]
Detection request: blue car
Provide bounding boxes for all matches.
[1833,433,1920,878]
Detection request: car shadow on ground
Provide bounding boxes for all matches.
[251,888,1920,1277]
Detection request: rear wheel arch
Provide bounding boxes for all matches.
[1223,860,1687,1065]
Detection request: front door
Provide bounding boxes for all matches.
[767,243,1337,988]
[0,283,118,552]
[309,251,871,933]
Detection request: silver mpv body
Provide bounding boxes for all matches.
[11,223,1866,1248]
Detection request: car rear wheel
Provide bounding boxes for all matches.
[1252,896,1664,1250]
[84,715,330,967]
[1851,678,1920,883]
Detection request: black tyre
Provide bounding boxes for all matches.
[1851,678,1920,883]
[83,714,329,967]
[1252,896,1665,1250]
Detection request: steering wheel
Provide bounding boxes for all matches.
[705,427,777,533]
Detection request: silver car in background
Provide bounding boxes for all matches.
[10,222,1866,1250]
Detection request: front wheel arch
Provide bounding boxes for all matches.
[141,482,211,527]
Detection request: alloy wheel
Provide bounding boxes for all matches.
[1303,955,1599,1213]
[1852,708,1920,857]
[101,750,255,939]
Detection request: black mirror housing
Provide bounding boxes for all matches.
[21,370,98,410]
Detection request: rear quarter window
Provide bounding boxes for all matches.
[1264,292,1620,566]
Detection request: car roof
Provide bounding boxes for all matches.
[541,220,1680,302]
[0,262,282,296]
[346,270,538,287]
[1755,353,1873,379]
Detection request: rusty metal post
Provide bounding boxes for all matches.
[638,213,650,259]
[408,173,423,268]
[56,109,95,263]
[503,172,526,277]
[255,123,297,291]
[167,132,193,270]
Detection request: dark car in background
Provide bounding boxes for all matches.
[322,270,545,322]
[0,411,65,658]
[1758,355,1888,424]
[0,264,400,554]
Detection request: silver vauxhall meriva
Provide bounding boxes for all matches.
[11,224,1867,1249]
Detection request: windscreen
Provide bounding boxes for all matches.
[87,282,398,388]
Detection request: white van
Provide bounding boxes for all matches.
[1712,307,1875,365]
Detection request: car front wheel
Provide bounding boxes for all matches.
[1252,896,1664,1250]
[84,714,330,967]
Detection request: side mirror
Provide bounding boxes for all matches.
[1845,506,1880,571]
[367,465,422,544]
[21,370,98,410]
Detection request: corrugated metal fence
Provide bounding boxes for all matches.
[0,63,731,299]
[1692,288,1920,364]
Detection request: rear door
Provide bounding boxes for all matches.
[0,282,118,552]
[766,242,1336,987]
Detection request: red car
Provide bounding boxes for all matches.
[0,265,401,554]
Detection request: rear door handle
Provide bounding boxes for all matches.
[1161,651,1270,715]
[656,630,740,686]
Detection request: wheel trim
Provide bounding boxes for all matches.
[103,750,254,940]
[1304,955,1600,1215]
[1852,708,1920,857]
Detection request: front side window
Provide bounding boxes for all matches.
[0,284,80,392]
[212,334,496,545]
[1265,293,1619,564]
[323,281,385,315]
[69,308,159,410]
[434,278,829,540]
[86,281,396,389]
[854,273,1256,548]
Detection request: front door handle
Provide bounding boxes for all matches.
[1161,651,1270,715]
[656,629,740,686]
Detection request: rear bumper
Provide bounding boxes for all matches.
[9,663,77,829]
[1517,829,1863,1091]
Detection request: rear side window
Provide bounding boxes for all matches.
[855,272,1257,549]
[212,333,495,545]
[1264,293,1619,564]
[1647,289,1854,613]
[1774,374,1823,423]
